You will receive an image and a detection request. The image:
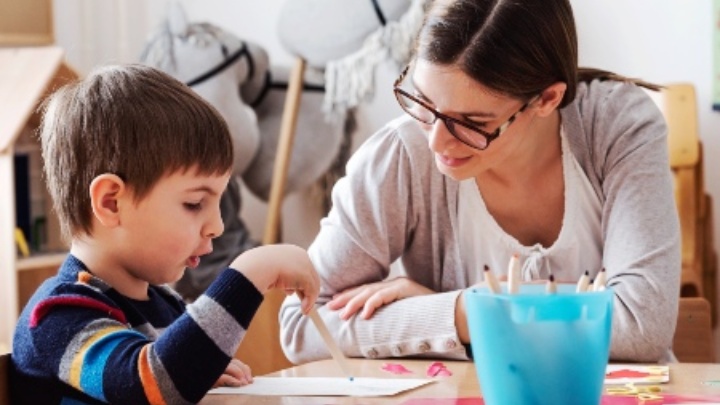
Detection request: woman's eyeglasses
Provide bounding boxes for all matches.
[393,65,532,151]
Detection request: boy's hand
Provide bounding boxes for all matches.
[230,244,320,314]
[212,358,252,388]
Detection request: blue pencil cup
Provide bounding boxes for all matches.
[465,284,613,405]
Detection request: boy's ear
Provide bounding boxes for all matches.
[532,81,567,117]
[89,174,126,228]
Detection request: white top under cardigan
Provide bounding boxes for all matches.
[458,130,602,285]
[280,80,681,364]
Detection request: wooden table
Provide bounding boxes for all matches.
[200,359,720,404]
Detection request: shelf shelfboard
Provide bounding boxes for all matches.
[16,252,66,272]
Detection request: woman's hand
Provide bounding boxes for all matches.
[327,277,434,320]
[212,358,253,388]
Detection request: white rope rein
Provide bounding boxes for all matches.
[322,0,428,120]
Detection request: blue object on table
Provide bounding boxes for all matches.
[465,284,613,405]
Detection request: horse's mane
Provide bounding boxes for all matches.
[139,21,228,72]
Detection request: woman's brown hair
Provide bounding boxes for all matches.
[416,0,659,108]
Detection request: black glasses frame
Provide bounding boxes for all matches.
[393,65,532,151]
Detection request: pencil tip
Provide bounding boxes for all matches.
[349,376,355,382]
[484,264,489,271]
[549,274,555,281]
[584,270,589,275]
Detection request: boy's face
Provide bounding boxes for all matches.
[115,167,231,286]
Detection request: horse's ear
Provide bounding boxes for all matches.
[240,41,271,106]
[167,0,190,37]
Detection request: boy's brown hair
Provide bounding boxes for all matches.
[39,64,234,239]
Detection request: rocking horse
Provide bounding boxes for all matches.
[277,0,427,117]
[262,0,428,373]
[140,5,266,177]
[139,4,347,300]
[139,6,262,301]
[141,3,347,202]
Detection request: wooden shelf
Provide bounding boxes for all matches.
[17,252,67,312]
[0,46,78,350]
[0,0,54,46]
[17,252,66,272]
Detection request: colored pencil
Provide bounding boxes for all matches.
[483,264,502,294]
[308,307,354,380]
[592,268,607,291]
[576,270,590,293]
[507,254,521,294]
[546,274,557,294]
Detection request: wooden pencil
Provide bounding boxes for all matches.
[308,307,354,380]
[546,274,557,294]
[507,254,521,294]
[576,270,590,293]
[592,268,607,291]
[483,264,502,294]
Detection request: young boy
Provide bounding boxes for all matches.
[10,64,320,405]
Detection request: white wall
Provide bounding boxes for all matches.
[53,0,719,271]
[572,0,719,299]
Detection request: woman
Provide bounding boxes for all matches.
[280,0,680,363]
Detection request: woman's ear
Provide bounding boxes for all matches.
[89,174,126,228]
[533,82,567,117]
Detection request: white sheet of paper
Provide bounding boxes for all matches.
[208,377,435,397]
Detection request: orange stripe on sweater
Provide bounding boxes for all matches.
[78,271,93,284]
[138,345,167,405]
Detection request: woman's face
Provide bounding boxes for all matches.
[408,60,536,181]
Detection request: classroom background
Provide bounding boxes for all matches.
[1,0,718,360]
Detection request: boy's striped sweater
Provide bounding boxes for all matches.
[10,254,263,405]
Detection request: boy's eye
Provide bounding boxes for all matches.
[184,202,202,211]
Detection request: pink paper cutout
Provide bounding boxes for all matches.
[605,368,652,380]
[381,362,413,375]
[426,361,453,377]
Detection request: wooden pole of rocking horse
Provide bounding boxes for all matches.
[263,57,306,245]
[235,57,307,375]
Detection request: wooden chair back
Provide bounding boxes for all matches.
[673,297,715,362]
[658,84,704,297]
